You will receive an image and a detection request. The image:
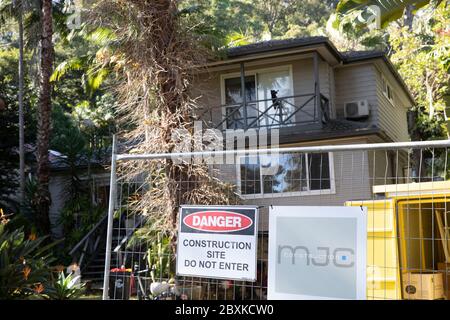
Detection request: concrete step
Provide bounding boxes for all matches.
[83,270,105,277]
[85,264,107,271]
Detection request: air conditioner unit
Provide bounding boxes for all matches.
[344,100,370,119]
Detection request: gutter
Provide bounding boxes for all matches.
[205,39,341,68]
[226,38,342,61]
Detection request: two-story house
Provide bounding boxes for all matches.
[72,37,418,294]
[186,37,416,299]
[193,37,414,215]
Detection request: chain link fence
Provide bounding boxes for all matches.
[102,139,450,300]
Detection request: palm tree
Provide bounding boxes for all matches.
[335,0,437,28]
[35,0,53,235]
[16,0,25,208]
[2,0,75,235]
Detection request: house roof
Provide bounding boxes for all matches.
[222,37,415,105]
[22,143,109,173]
[227,36,340,59]
[276,119,380,144]
[48,152,108,172]
[341,50,384,61]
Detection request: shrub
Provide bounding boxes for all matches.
[0,217,57,299]
[43,271,85,300]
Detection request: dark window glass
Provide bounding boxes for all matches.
[240,153,331,195]
[225,76,256,105]
[309,153,331,190]
[225,76,257,129]
[387,85,393,100]
[240,156,261,195]
[262,154,307,194]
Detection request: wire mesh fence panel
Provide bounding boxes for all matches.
[103,140,450,300]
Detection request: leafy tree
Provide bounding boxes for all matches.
[389,3,449,179]
[0,0,28,205]
[332,1,449,130]
[180,0,262,47]
[284,0,337,38]
[180,0,338,45]
[389,9,449,122]
[0,49,37,213]
[335,0,435,28]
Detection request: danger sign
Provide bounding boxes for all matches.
[183,210,253,232]
[176,206,259,281]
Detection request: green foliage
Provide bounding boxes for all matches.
[59,195,105,256]
[146,233,172,281]
[180,0,336,48]
[389,3,450,138]
[51,27,116,147]
[43,271,85,300]
[332,1,450,141]
[177,0,253,49]
[52,106,87,159]
[49,103,112,260]
[51,23,116,100]
[335,0,433,28]
[411,106,447,140]
[0,48,37,212]
[1,0,114,247]
[128,218,173,280]
[0,218,58,299]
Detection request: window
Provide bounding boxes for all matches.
[224,76,256,105]
[238,153,334,197]
[382,75,394,103]
[224,76,257,130]
[222,66,294,129]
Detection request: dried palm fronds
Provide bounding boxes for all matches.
[89,0,238,243]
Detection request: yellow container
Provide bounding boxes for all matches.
[347,181,450,300]
[346,199,401,300]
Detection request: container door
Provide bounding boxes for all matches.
[346,199,401,299]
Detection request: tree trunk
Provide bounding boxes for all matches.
[425,70,434,120]
[18,0,25,208]
[403,4,415,30]
[35,0,53,236]
[409,109,427,181]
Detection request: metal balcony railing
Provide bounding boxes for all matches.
[197,93,330,131]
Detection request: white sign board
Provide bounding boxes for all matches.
[268,206,367,300]
[176,206,259,281]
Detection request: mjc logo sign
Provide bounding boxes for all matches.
[268,206,367,300]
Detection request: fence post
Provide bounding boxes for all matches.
[102,134,117,300]
[313,52,322,126]
[240,62,248,130]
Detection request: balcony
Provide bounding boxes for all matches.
[198,93,330,132]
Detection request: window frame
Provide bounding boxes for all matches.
[236,152,336,199]
[220,65,294,131]
[381,75,394,104]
